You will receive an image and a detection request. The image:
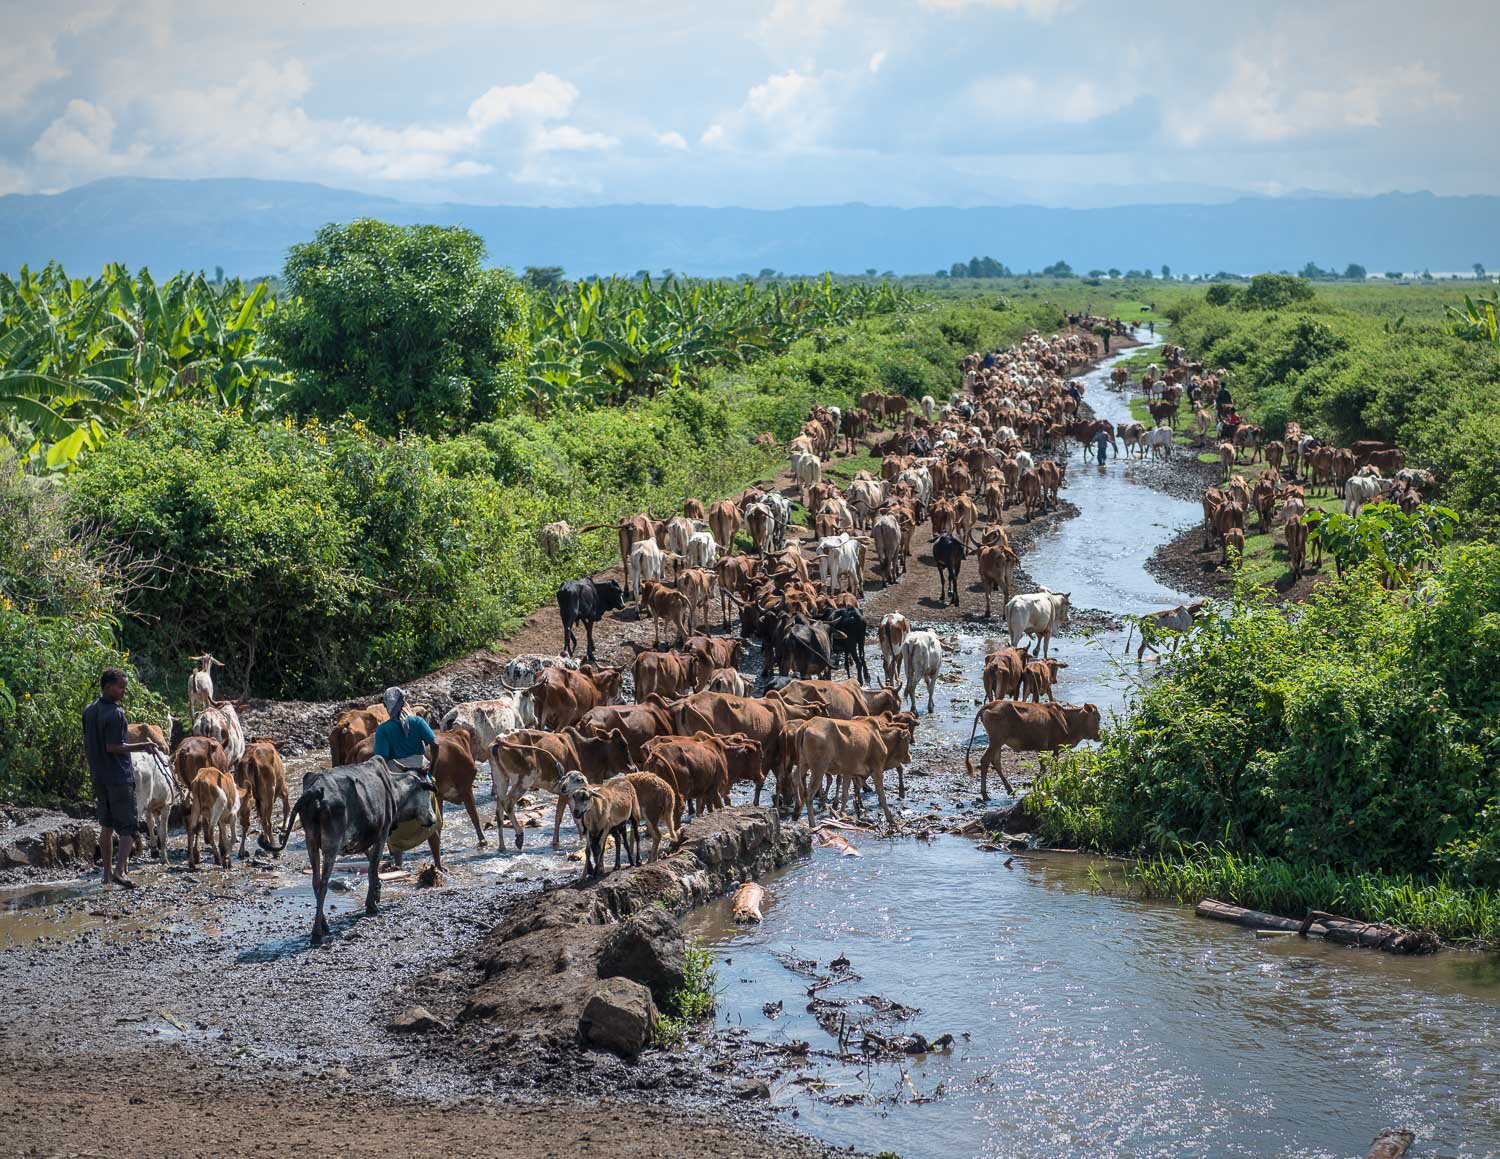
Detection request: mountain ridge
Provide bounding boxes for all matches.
[1,177,1495,278]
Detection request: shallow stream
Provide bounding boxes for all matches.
[687,338,1500,1158]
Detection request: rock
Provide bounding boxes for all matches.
[732,1077,771,1100]
[388,1006,448,1034]
[597,906,685,1006]
[579,977,657,1057]
[416,865,448,888]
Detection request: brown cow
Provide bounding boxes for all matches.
[769,679,901,720]
[172,734,228,793]
[1018,469,1042,520]
[640,579,691,646]
[1365,448,1406,475]
[575,700,676,764]
[683,635,744,687]
[233,738,289,856]
[983,645,1028,701]
[964,701,1101,798]
[1222,525,1246,567]
[489,726,635,850]
[187,764,239,870]
[126,722,169,754]
[1020,658,1064,703]
[633,650,696,702]
[1284,516,1310,578]
[791,713,912,827]
[977,542,1018,618]
[429,729,487,847]
[678,567,714,634]
[329,703,389,767]
[708,499,742,550]
[642,733,729,816]
[531,664,624,731]
[671,691,818,798]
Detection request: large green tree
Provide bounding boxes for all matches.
[266,220,529,434]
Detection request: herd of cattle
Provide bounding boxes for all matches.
[1198,422,1434,576]
[122,328,1137,944]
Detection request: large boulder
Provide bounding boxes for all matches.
[579,977,657,1057]
[596,905,685,1006]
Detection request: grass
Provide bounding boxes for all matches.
[1123,845,1500,950]
[654,938,720,1048]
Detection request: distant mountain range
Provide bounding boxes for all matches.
[1,177,1495,279]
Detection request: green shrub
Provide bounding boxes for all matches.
[1036,552,1500,886]
[0,461,166,803]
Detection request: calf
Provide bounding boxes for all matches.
[621,771,680,861]
[982,645,1027,701]
[1020,658,1064,703]
[234,738,290,857]
[490,727,635,849]
[187,765,239,870]
[640,580,691,646]
[561,771,641,878]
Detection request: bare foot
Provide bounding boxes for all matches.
[113,875,138,890]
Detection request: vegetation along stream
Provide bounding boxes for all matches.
[686,345,1500,1159]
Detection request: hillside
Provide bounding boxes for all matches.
[1,178,1497,278]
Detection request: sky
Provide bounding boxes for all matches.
[3,0,1495,208]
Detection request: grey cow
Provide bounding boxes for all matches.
[262,758,442,946]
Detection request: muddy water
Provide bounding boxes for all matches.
[690,338,1500,1158]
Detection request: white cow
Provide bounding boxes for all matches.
[921,394,936,419]
[1124,601,1205,661]
[879,612,909,688]
[1005,588,1072,659]
[684,530,719,571]
[132,749,176,863]
[817,535,865,597]
[1344,474,1392,516]
[902,629,943,714]
[629,537,667,602]
[440,697,523,756]
[1014,450,1035,473]
[791,451,822,489]
[897,467,933,511]
[1144,426,1175,460]
[538,520,573,559]
[663,515,696,558]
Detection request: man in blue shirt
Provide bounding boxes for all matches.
[82,668,159,889]
[372,686,436,770]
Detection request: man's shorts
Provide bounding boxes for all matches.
[95,782,142,834]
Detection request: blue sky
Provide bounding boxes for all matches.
[3,0,1493,207]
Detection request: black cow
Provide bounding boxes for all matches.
[824,606,870,683]
[262,759,441,946]
[557,577,626,663]
[931,533,966,606]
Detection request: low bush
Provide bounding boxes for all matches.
[1035,549,1500,891]
[0,459,167,803]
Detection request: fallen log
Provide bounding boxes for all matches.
[1195,899,1433,955]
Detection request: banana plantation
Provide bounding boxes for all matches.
[0,256,917,469]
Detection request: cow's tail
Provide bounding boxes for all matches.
[963,705,985,780]
[260,788,320,853]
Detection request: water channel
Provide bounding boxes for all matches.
[686,338,1500,1158]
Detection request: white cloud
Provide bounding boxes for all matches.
[1167,56,1460,147]
[918,0,1071,19]
[968,72,1132,126]
[756,0,847,52]
[655,130,689,151]
[467,73,577,129]
[32,99,147,172]
[868,50,887,74]
[532,124,618,152]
